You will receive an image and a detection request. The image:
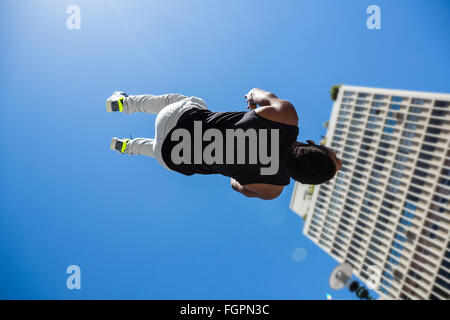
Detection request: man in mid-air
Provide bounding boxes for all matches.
[106,88,342,200]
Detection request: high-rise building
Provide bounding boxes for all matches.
[290,85,450,300]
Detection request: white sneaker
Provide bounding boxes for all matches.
[106,91,128,113]
[110,137,130,154]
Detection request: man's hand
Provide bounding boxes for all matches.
[244,88,278,109]
[230,178,258,198]
[244,90,257,110]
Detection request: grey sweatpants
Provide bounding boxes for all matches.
[122,94,208,170]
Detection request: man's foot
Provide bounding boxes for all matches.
[106,91,128,112]
[110,137,130,154]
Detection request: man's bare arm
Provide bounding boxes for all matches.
[230,178,259,198]
[245,88,298,127]
[230,178,283,200]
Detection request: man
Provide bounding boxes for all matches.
[107,88,342,200]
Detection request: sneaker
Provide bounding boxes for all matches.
[106,91,128,113]
[110,137,130,154]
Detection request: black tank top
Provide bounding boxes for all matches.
[161,109,299,186]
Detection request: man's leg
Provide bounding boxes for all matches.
[126,138,155,157]
[109,94,207,170]
[107,92,190,114]
[124,94,189,114]
[119,100,185,166]
[111,137,155,157]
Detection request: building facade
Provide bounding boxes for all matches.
[290,85,450,300]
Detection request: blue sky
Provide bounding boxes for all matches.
[0,0,449,299]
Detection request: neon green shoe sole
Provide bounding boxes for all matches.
[106,91,128,112]
[110,137,130,154]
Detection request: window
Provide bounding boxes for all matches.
[362,137,373,144]
[373,164,383,172]
[395,233,406,243]
[399,218,412,227]
[434,100,450,108]
[402,130,416,138]
[374,156,386,164]
[395,155,408,162]
[427,127,441,135]
[407,115,420,122]
[414,169,427,178]
[387,185,399,194]
[419,152,432,160]
[432,109,447,116]
[406,194,419,203]
[379,286,390,295]
[411,98,425,105]
[389,178,401,186]
[429,118,443,126]
[424,136,438,144]
[356,99,368,105]
[392,241,404,251]
[391,170,403,178]
[402,210,415,219]
[384,127,394,133]
[405,123,417,130]
[371,171,383,179]
[374,94,387,100]
[370,109,381,115]
[392,96,403,102]
[410,106,423,113]
[363,199,374,207]
[390,104,401,110]
[416,161,430,169]
[422,144,436,152]
[400,139,413,146]
[388,256,399,266]
[433,195,448,205]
